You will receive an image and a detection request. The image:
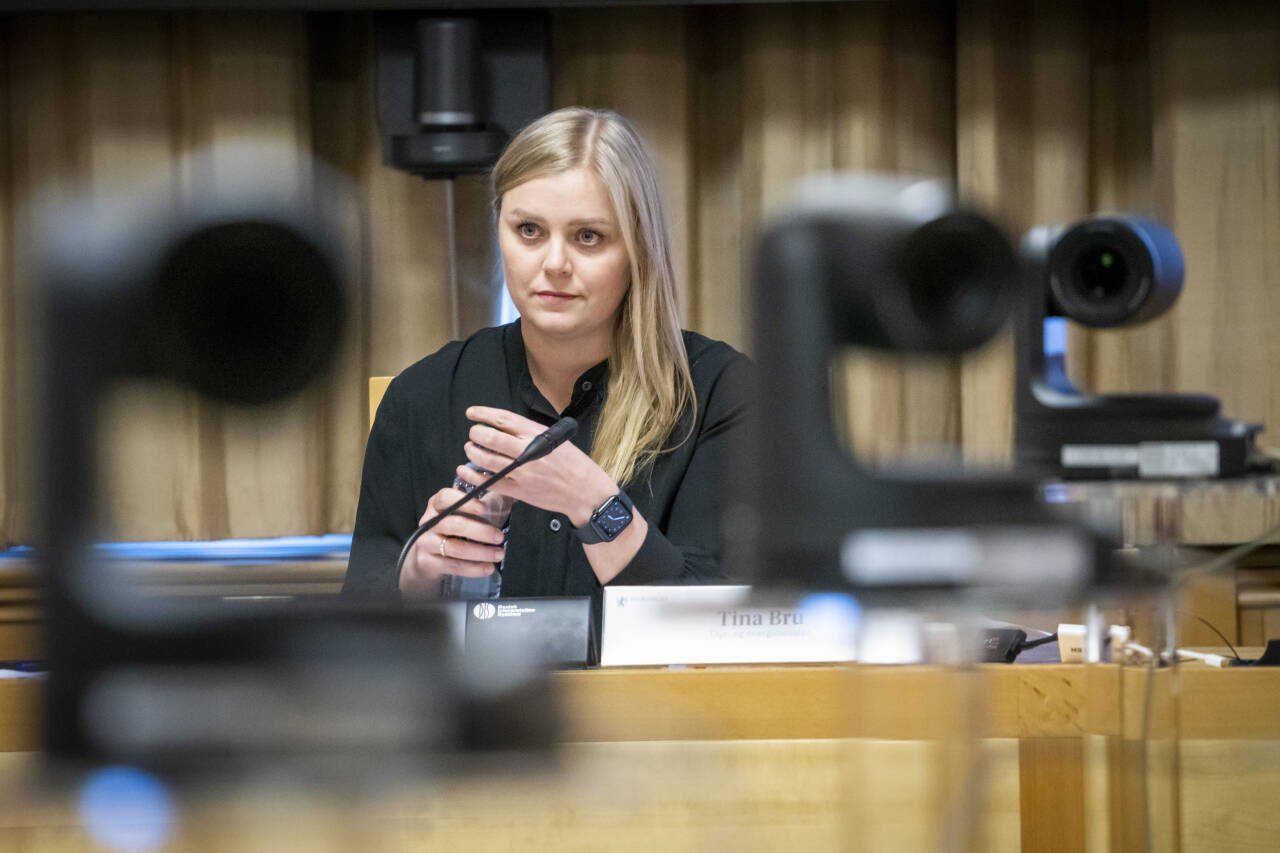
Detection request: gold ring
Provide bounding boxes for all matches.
[439,536,448,559]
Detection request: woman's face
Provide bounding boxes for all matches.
[498,167,631,349]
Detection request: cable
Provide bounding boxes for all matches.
[1017,632,1058,652]
[1173,648,1234,667]
[1176,610,1241,661]
[1124,639,1233,668]
[1142,643,1156,853]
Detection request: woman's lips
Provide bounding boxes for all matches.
[535,291,578,304]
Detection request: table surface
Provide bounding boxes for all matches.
[0,661,1276,853]
[3,660,1277,752]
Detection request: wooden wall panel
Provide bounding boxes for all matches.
[1079,0,1171,397]
[187,14,316,540]
[689,7,747,350]
[827,2,959,463]
[1153,1,1280,441]
[306,14,374,534]
[551,7,695,326]
[77,15,205,541]
[3,2,1280,541]
[3,16,96,545]
[956,0,1093,465]
[0,22,13,545]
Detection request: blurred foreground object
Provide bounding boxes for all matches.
[732,175,1154,603]
[37,155,554,765]
[1015,216,1263,479]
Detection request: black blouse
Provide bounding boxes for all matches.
[342,320,753,600]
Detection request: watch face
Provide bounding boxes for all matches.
[594,497,633,538]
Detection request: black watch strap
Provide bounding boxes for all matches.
[573,489,634,545]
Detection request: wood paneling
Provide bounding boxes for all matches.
[2,2,1279,543]
[0,21,13,546]
[552,7,695,325]
[1153,2,1280,438]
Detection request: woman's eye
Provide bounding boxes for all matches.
[579,229,601,246]
[517,223,540,239]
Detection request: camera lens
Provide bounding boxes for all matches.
[150,220,346,404]
[898,212,1016,352]
[1046,217,1183,328]
[1072,244,1129,302]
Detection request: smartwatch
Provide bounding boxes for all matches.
[573,490,634,544]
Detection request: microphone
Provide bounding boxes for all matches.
[394,416,579,582]
[514,415,579,464]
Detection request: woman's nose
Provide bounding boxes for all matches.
[543,238,572,276]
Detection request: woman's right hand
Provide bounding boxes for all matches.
[397,486,508,598]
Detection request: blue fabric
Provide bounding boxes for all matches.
[0,534,351,563]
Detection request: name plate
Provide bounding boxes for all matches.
[600,585,858,667]
[465,596,594,668]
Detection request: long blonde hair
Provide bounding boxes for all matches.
[491,107,694,486]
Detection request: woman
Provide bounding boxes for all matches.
[343,107,752,600]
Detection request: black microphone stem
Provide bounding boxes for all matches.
[393,417,577,582]
[394,455,523,582]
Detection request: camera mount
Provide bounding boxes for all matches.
[731,177,1151,600]
[1014,216,1262,480]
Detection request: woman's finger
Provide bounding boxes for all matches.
[464,442,513,474]
[414,545,499,579]
[469,424,527,456]
[419,488,507,545]
[428,487,472,513]
[432,532,505,565]
[432,512,507,546]
[466,406,540,435]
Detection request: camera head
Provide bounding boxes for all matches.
[1014,214,1260,480]
[732,176,1148,602]
[774,176,1017,354]
[41,191,347,406]
[1041,216,1184,328]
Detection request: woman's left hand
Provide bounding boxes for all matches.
[457,406,618,528]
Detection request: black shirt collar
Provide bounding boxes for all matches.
[502,319,609,421]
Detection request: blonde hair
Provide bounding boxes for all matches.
[491,107,695,486]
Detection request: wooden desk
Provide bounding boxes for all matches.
[0,558,348,661]
[0,662,1275,852]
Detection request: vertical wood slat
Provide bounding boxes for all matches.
[690,6,746,351]
[955,0,1024,465]
[1019,737,1087,853]
[81,14,203,541]
[196,14,319,539]
[3,16,96,545]
[551,7,694,327]
[957,0,1093,465]
[831,2,960,462]
[306,13,376,534]
[1081,0,1170,397]
[0,19,13,545]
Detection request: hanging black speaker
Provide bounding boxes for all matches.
[415,18,482,128]
[379,12,549,179]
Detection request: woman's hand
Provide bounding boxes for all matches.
[456,406,617,527]
[397,485,508,598]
